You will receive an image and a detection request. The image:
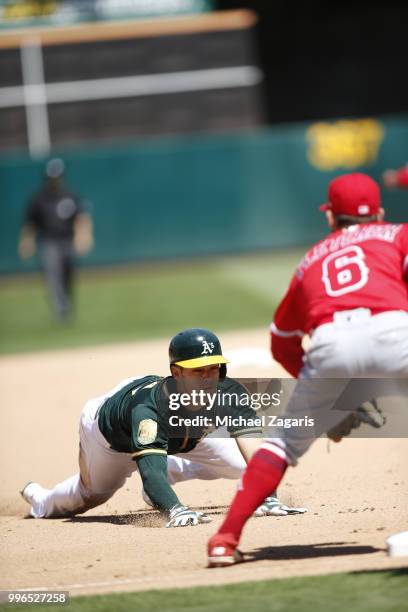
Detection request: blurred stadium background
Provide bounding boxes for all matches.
[0,0,407,352]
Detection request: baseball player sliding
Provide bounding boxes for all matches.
[208,172,408,566]
[21,328,305,527]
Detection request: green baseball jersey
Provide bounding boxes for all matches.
[97,374,262,512]
[98,374,263,461]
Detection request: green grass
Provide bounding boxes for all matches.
[1,570,407,612]
[0,250,304,354]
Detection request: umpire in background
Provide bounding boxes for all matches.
[18,158,94,321]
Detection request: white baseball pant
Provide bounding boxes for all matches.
[267,309,408,466]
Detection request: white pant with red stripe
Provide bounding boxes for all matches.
[267,309,408,465]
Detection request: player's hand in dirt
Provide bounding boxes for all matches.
[254,496,307,516]
[166,504,212,527]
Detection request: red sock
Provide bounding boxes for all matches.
[218,444,287,542]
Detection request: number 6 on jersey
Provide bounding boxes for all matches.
[322,245,369,296]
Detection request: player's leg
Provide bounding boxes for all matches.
[208,377,350,564]
[207,441,288,566]
[304,309,408,377]
[61,240,75,316]
[165,435,302,516]
[370,311,408,376]
[40,240,69,320]
[22,397,136,518]
[302,313,366,376]
[167,435,246,484]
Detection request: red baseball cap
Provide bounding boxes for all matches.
[320,173,381,216]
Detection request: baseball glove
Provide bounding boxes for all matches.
[327,399,386,443]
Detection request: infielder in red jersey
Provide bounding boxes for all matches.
[207,172,408,567]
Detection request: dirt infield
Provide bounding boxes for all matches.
[1,329,407,596]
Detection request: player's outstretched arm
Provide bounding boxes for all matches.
[136,453,211,527]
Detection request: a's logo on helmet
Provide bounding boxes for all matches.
[201,341,215,355]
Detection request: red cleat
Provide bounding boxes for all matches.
[207,533,244,568]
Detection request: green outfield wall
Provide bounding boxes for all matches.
[1,116,407,274]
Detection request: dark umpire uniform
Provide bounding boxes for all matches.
[18,158,93,320]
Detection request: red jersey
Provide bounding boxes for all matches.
[271,222,408,377]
